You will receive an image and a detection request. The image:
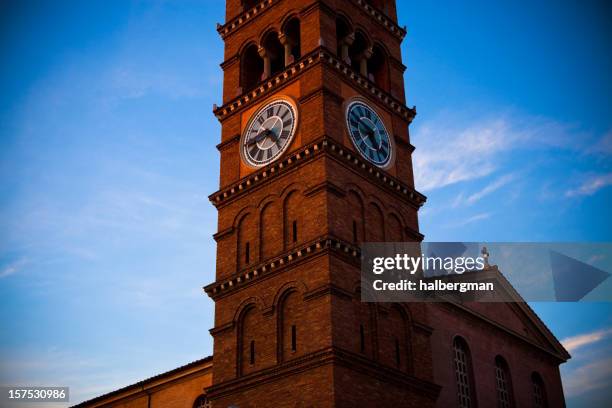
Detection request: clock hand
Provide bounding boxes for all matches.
[247,127,274,146]
[364,126,378,147]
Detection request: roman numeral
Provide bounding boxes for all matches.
[256,149,265,161]
[267,107,274,117]
[280,130,290,139]
[280,108,290,120]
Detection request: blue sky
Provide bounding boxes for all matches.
[0,0,610,406]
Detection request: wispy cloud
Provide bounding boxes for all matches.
[412,112,578,192]
[0,258,28,279]
[562,328,612,353]
[463,173,515,206]
[563,356,612,397]
[565,173,612,197]
[446,212,492,228]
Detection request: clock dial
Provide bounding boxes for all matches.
[241,99,297,167]
[345,101,392,167]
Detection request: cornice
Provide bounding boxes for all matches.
[206,346,439,400]
[216,0,406,42]
[350,0,407,41]
[212,47,416,124]
[204,234,360,300]
[208,137,427,210]
[217,0,278,40]
[216,134,240,152]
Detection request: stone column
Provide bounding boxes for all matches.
[340,32,355,65]
[359,47,373,77]
[258,46,270,79]
[278,34,293,67]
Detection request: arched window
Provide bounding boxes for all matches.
[236,213,255,271]
[353,288,375,356]
[532,372,548,408]
[240,44,263,91]
[495,356,514,408]
[279,290,305,361]
[368,44,389,90]
[193,394,210,408]
[282,17,300,66]
[239,305,261,375]
[453,336,476,408]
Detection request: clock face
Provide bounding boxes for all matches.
[345,101,392,167]
[241,99,297,167]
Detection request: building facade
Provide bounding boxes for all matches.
[74,1,569,407]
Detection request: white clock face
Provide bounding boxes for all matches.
[346,100,393,168]
[241,99,297,167]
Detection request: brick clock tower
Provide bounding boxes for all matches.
[70,1,569,407]
[205,0,440,406]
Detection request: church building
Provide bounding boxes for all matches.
[74,0,569,407]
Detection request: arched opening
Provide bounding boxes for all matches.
[368,44,389,90]
[495,356,515,408]
[282,17,301,66]
[262,31,284,78]
[532,372,548,408]
[453,336,476,408]
[349,31,370,76]
[240,43,263,91]
[335,15,352,63]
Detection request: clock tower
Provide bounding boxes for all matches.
[205,0,439,406]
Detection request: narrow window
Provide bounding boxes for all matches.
[292,220,298,243]
[359,324,365,353]
[291,325,297,352]
[352,220,358,242]
[532,372,547,408]
[395,338,400,367]
[249,340,255,365]
[245,242,250,264]
[453,337,475,408]
[495,356,514,408]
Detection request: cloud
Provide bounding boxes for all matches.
[565,173,612,197]
[588,129,612,155]
[446,212,492,228]
[562,328,612,354]
[463,173,515,206]
[0,258,28,279]
[412,111,582,192]
[563,356,612,397]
